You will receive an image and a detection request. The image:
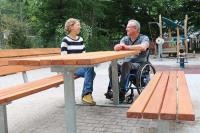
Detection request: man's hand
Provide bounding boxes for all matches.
[114,44,123,51]
[114,43,147,51]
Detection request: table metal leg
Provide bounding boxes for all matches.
[63,68,76,133]
[22,71,28,83]
[111,60,119,105]
[157,120,169,133]
[0,105,8,133]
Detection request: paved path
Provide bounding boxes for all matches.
[0,54,200,133]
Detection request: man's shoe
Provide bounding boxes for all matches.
[82,93,96,106]
[104,90,113,100]
[119,90,126,102]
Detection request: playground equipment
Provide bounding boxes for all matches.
[149,15,192,68]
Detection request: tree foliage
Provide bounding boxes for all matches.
[0,0,199,50]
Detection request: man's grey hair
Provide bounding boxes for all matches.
[128,19,140,32]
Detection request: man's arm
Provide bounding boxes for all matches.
[124,42,149,51]
[114,36,149,51]
[114,42,149,51]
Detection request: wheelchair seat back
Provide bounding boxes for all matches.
[135,48,150,63]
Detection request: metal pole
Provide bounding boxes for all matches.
[0,105,8,133]
[159,14,162,38]
[159,14,163,59]
[184,14,188,54]
[111,60,119,105]
[177,27,180,56]
[157,120,169,133]
[63,68,76,133]
[22,71,28,83]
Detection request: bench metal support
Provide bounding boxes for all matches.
[111,60,119,105]
[157,120,169,133]
[22,71,28,83]
[0,105,8,133]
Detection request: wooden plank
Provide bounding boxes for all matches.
[1,54,59,67]
[177,71,195,121]
[0,65,42,76]
[162,48,177,54]
[127,72,162,118]
[0,74,64,104]
[87,51,141,65]
[143,71,169,119]
[53,51,138,65]
[160,71,177,120]
[8,51,140,66]
[0,74,63,97]
[0,48,60,58]
[0,59,9,66]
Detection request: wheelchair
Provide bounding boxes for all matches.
[105,49,156,103]
[121,50,156,104]
[123,61,156,103]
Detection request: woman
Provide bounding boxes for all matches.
[61,18,96,105]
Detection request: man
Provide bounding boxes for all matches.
[105,19,149,102]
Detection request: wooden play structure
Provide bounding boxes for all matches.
[159,15,188,57]
[149,14,194,59]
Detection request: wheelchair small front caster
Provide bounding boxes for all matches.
[104,91,113,100]
[126,94,134,104]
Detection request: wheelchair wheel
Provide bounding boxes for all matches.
[136,62,156,94]
[124,71,137,104]
[125,94,134,104]
[125,72,137,91]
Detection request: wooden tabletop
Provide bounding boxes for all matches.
[8,51,140,66]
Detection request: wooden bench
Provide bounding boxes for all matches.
[0,48,60,81]
[127,71,195,133]
[0,48,68,133]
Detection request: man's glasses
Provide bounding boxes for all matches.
[126,26,137,29]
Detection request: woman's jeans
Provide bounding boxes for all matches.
[74,67,96,97]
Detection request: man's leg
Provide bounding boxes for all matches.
[119,62,135,101]
[120,62,134,90]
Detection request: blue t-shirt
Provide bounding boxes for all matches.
[120,34,149,62]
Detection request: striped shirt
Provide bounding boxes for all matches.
[60,36,85,55]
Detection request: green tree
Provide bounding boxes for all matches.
[1,0,199,51]
[178,0,200,32]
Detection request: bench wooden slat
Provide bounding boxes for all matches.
[0,74,64,104]
[143,71,169,119]
[0,74,62,96]
[0,65,42,76]
[0,48,60,58]
[127,72,162,118]
[177,71,195,121]
[0,48,60,76]
[160,71,177,120]
[127,70,195,123]
[0,54,59,67]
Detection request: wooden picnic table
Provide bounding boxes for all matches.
[8,50,140,133]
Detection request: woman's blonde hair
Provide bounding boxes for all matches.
[64,18,80,33]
